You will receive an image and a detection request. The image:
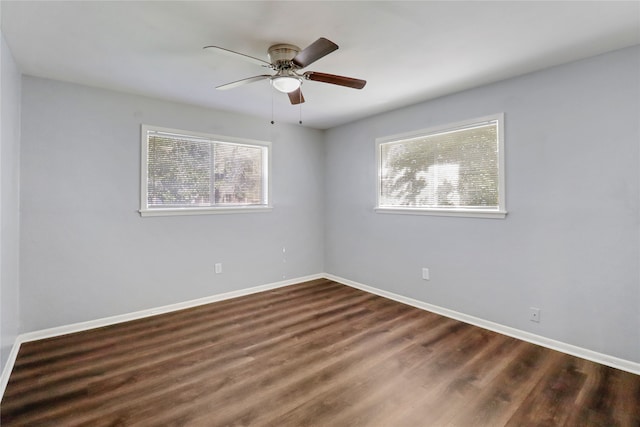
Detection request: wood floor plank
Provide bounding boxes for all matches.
[327,328,493,426]
[10,279,341,380]
[5,280,353,394]
[441,340,552,426]
[2,279,639,426]
[119,298,429,425]
[4,281,375,424]
[227,311,453,426]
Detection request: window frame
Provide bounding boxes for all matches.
[139,124,272,217]
[375,113,506,219]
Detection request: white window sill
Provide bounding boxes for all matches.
[139,206,273,217]
[374,207,507,219]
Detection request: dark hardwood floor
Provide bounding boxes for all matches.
[2,278,639,426]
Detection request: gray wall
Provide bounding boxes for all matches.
[12,45,640,366]
[324,46,640,363]
[1,33,21,370]
[19,77,325,332]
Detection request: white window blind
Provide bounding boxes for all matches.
[140,125,270,216]
[376,114,505,218]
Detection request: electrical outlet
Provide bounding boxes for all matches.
[215,263,222,274]
[529,307,540,323]
[422,268,430,280]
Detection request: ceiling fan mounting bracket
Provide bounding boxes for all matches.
[268,44,301,70]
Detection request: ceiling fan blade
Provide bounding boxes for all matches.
[303,72,366,89]
[288,87,305,105]
[216,75,271,90]
[292,37,338,68]
[204,46,272,68]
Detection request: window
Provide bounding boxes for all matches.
[376,114,505,218]
[140,125,271,216]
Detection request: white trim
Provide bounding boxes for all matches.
[0,339,22,399]
[325,273,640,376]
[19,273,323,343]
[0,273,323,399]
[376,115,503,144]
[3,272,638,401]
[374,207,507,219]
[375,113,506,218]
[139,206,273,217]
[140,124,272,217]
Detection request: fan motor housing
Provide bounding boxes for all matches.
[268,44,300,68]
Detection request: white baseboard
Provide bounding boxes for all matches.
[0,273,324,398]
[3,272,637,401]
[325,273,640,376]
[0,338,22,400]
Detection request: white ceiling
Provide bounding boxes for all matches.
[2,1,639,129]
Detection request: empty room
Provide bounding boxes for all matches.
[1,1,639,425]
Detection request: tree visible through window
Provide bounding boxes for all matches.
[377,114,505,218]
[140,125,270,216]
[147,135,212,206]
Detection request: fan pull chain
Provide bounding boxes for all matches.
[270,89,275,125]
[299,92,303,125]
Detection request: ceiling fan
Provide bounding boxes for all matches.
[204,37,366,105]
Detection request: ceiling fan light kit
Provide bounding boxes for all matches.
[204,37,366,104]
[270,76,301,93]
